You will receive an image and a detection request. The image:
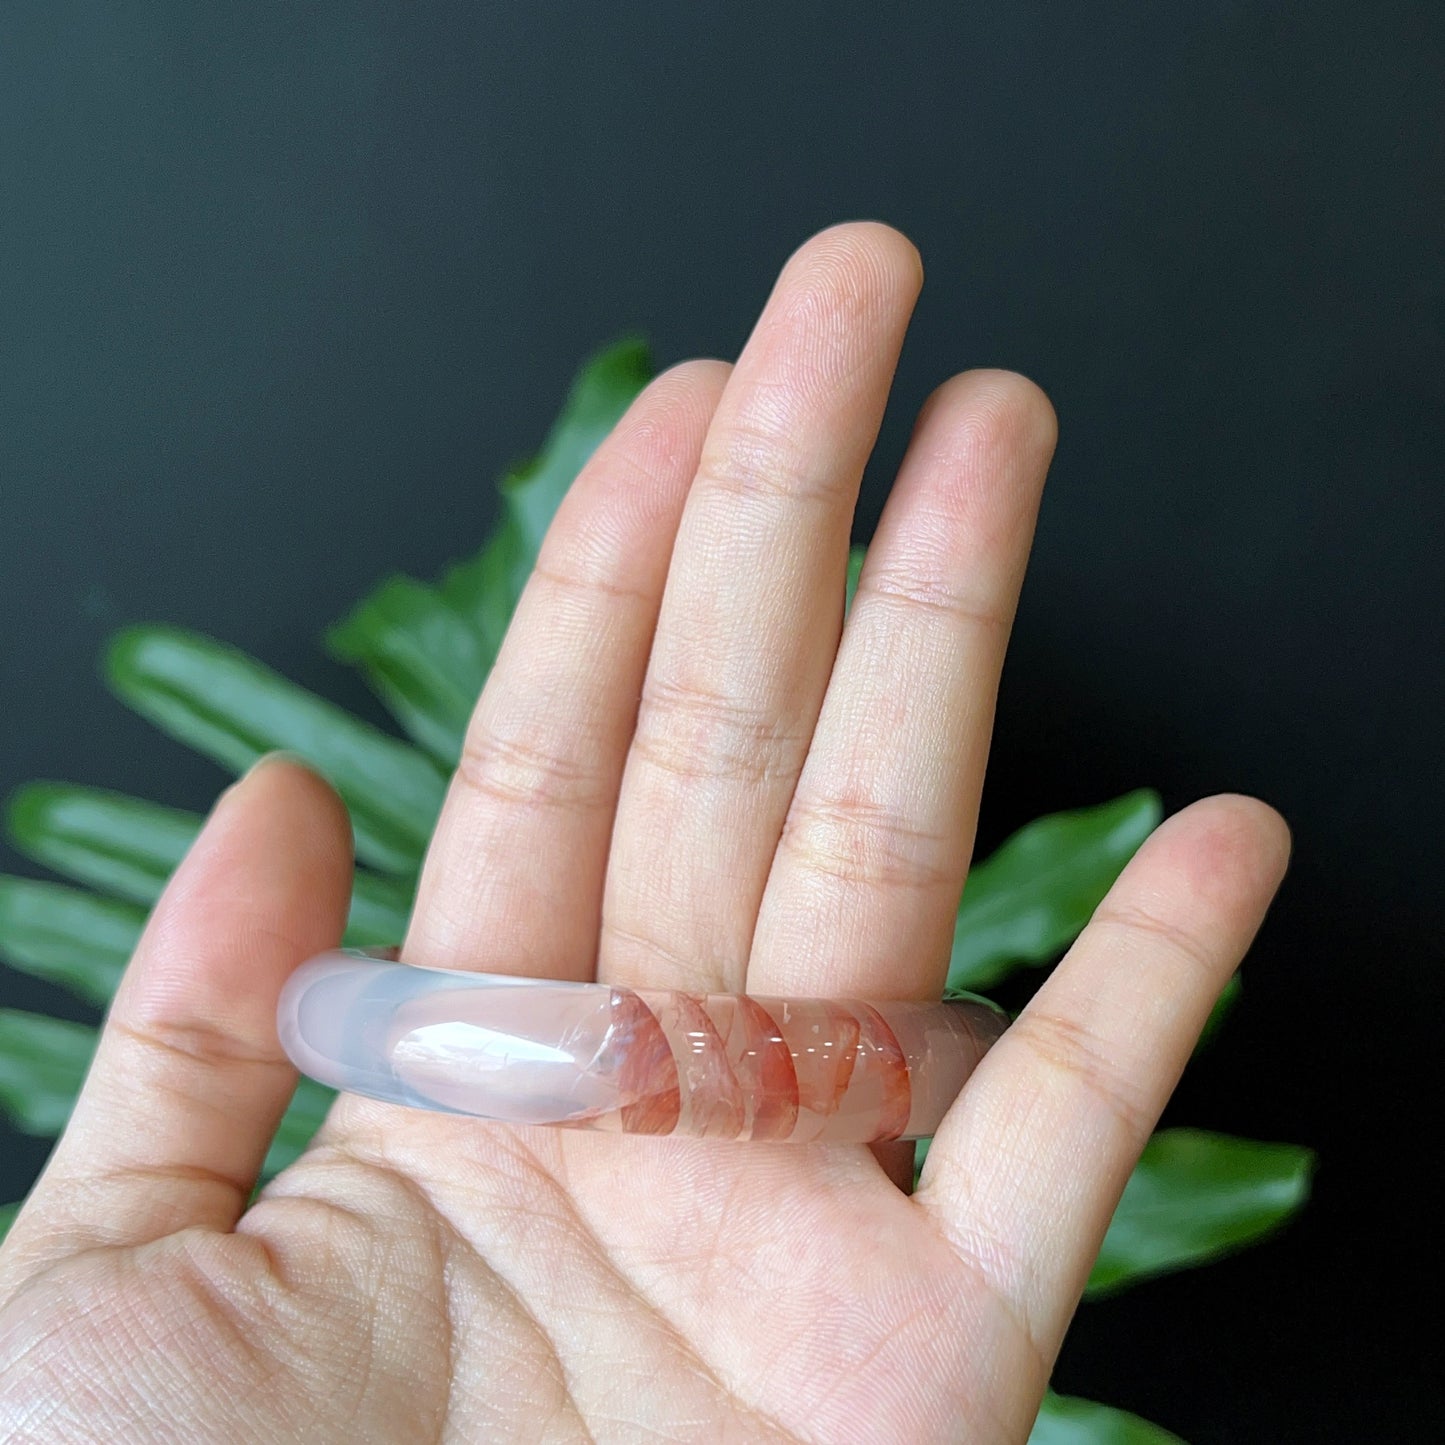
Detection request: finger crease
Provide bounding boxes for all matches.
[852,579,1009,632]
[456,729,612,815]
[532,562,655,609]
[109,1017,291,1075]
[1088,904,1221,983]
[1011,1011,1157,1141]
[781,797,953,892]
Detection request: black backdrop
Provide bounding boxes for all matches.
[2,4,1442,1440]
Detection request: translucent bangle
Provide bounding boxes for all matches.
[278,949,1008,1144]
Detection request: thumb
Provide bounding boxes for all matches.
[0,757,352,1294]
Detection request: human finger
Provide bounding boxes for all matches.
[405,360,730,979]
[0,758,351,1287]
[601,222,923,994]
[915,795,1291,1402]
[748,369,1056,1001]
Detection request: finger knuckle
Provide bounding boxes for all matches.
[1090,902,1221,986]
[632,676,807,785]
[853,567,1009,632]
[779,790,952,893]
[456,723,609,816]
[111,1014,281,1075]
[1013,1009,1157,1140]
[695,412,835,508]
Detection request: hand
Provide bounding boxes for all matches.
[0,223,1289,1443]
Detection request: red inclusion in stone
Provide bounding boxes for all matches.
[772,1000,860,1122]
[856,1003,911,1141]
[733,996,799,1141]
[608,990,681,1135]
[670,993,745,1138]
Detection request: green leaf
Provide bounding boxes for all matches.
[0,1200,19,1244]
[7,783,198,905]
[347,870,414,948]
[845,545,866,615]
[263,1076,337,1177]
[438,518,525,664]
[912,1134,932,1188]
[0,1009,96,1135]
[1030,1391,1185,1444]
[1087,1129,1314,1297]
[333,338,653,767]
[4,782,409,959]
[501,336,653,570]
[0,877,141,1005]
[1196,973,1241,1050]
[327,578,489,767]
[948,790,1163,993]
[105,627,445,876]
[441,337,653,634]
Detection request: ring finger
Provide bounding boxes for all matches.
[747,369,1057,1001]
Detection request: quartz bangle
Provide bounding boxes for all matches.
[278,949,1008,1144]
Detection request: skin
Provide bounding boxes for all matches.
[0,223,1291,1443]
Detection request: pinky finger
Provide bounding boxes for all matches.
[915,794,1291,1383]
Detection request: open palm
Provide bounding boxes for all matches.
[0,224,1288,1444]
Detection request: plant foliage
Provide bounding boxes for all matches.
[0,340,1311,1441]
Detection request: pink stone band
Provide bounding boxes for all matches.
[278,949,1009,1144]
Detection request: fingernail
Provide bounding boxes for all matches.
[244,750,312,779]
[215,751,316,811]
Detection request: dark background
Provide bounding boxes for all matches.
[2,3,1441,1439]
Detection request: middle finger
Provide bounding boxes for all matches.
[600,222,922,994]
